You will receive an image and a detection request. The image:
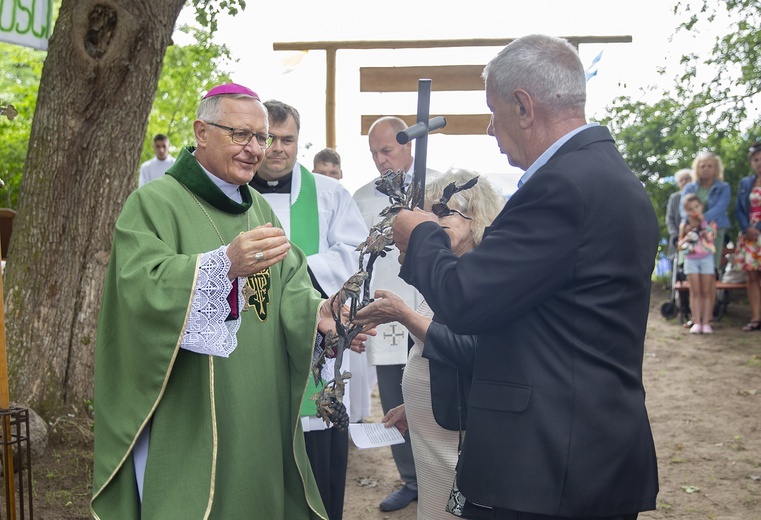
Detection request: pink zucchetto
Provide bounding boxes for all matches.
[203,83,260,101]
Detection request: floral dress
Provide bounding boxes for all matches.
[736,186,761,271]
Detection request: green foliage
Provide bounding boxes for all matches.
[603,0,761,249]
[192,0,246,34]
[674,0,761,127]
[139,24,234,168]
[0,22,235,198]
[0,42,45,209]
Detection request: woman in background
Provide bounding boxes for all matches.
[681,152,731,328]
[735,142,761,331]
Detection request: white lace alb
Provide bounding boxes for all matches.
[181,246,243,357]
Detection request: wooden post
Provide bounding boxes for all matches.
[0,249,17,519]
[325,48,337,149]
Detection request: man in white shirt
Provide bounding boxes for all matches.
[250,100,368,520]
[138,134,175,187]
[353,116,437,512]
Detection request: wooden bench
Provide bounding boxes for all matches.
[674,281,747,291]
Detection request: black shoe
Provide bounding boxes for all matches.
[379,485,417,511]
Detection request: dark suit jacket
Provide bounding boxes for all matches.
[423,321,477,431]
[399,126,659,517]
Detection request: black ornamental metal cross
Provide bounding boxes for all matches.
[395,79,447,208]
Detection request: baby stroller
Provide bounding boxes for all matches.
[660,252,686,322]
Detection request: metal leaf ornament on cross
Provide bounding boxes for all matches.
[312,167,422,430]
[375,168,423,217]
[431,176,479,219]
[334,271,368,318]
[313,376,350,430]
[311,168,481,429]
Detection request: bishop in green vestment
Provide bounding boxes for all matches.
[91,85,330,519]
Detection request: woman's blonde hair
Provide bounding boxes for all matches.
[691,152,724,182]
[425,169,505,246]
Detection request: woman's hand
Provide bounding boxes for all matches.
[353,290,411,329]
[746,227,760,241]
[382,404,408,436]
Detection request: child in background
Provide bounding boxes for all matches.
[680,194,717,334]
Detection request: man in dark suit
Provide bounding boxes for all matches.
[391,34,659,520]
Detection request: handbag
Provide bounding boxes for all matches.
[444,373,493,519]
[720,233,747,284]
[445,473,492,519]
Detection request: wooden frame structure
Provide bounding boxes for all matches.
[273,36,633,148]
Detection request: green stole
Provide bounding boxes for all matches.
[291,166,324,417]
[290,165,319,255]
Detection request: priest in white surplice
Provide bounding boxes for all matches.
[249,100,367,520]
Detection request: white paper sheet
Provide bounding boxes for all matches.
[349,422,406,449]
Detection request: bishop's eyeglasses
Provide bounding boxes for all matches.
[205,122,274,148]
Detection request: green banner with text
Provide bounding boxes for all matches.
[0,0,53,51]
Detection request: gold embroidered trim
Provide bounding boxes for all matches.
[91,255,202,519]
[203,356,219,519]
[244,268,271,321]
[294,304,329,520]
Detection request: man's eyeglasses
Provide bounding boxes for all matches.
[205,122,273,148]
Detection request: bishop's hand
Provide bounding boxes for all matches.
[226,223,291,279]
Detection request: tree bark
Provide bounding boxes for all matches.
[4,0,186,419]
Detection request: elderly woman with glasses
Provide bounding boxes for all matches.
[353,169,505,520]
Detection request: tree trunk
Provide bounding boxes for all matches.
[4,0,186,419]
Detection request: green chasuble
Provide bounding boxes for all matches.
[91,147,327,520]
